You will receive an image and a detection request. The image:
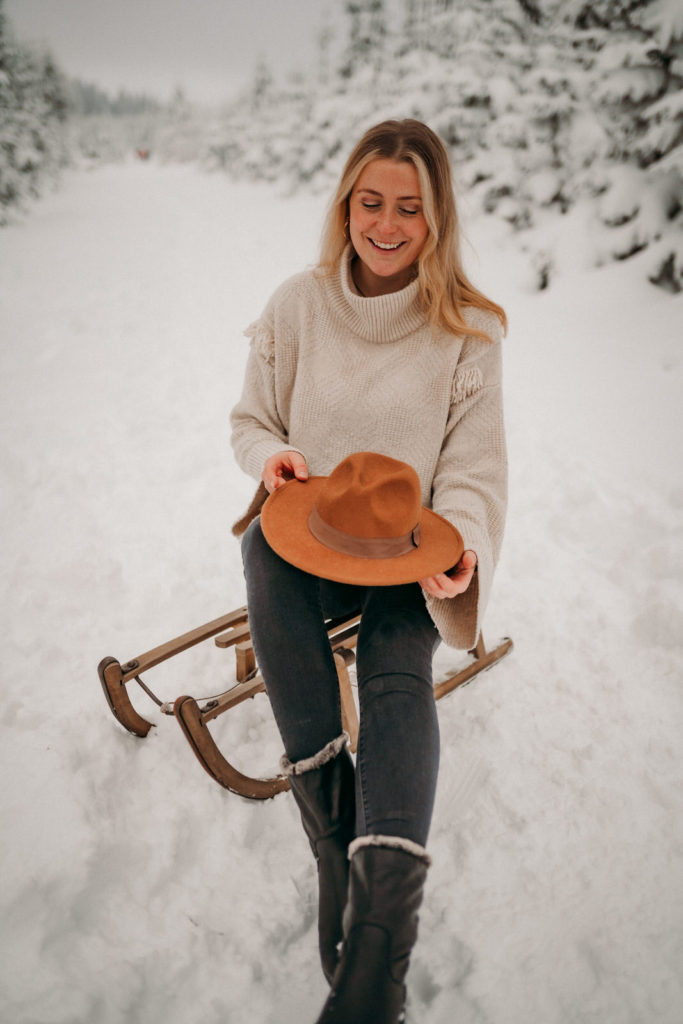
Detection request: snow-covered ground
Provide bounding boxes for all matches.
[1,162,682,1024]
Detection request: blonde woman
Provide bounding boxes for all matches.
[231,120,507,1024]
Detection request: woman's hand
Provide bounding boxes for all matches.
[262,451,309,493]
[419,549,478,599]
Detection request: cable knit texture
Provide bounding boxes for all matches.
[230,250,507,650]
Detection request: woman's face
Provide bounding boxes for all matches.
[348,158,429,297]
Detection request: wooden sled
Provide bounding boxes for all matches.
[98,607,512,800]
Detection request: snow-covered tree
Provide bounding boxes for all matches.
[562,0,683,288]
[339,0,388,78]
[200,0,680,289]
[66,78,163,118]
[0,1,68,223]
[10,0,677,289]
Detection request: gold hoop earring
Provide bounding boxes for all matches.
[344,218,350,239]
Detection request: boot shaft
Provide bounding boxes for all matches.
[281,733,355,855]
[343,843,428,982]
[315,839,430,1024]
[280,733,356,985]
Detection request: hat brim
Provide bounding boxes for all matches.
[261,477,464,587]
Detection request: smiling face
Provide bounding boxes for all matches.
[348,158,429,297]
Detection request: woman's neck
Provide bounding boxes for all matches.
[351,257,417,298]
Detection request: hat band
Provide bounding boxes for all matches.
[308,505,421,559]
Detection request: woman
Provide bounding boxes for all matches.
[230,119,507,1024]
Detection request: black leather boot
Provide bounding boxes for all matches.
[315,836,430,1024]
[281,734,356,983]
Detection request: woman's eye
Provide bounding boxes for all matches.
[358,200,421,215]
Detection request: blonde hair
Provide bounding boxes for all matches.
[318,119,507,341]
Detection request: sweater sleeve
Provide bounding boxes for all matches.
[230,303,304,482]
[426,316,508,650]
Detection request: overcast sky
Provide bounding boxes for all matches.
[4,0,335,103]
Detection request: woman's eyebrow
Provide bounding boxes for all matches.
[357,187,422,201]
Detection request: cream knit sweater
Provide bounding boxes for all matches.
[230,251,507,650]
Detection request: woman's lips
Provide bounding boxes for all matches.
[368,237,406,251]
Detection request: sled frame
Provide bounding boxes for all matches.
[98,606,512,799]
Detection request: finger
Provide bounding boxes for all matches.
[262,452,307,493]
[447,550,477,580]
[420,575,449,598]
[262,465,286,493]
[422,567,473,599]
[432,573,459,597]
[459,549,478,572]
[261,456,278,493]
[287,451,309,481]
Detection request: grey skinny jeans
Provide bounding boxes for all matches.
[241,518,441,846]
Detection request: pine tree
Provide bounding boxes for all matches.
[566,0,683,288]
[339,0,388,79]
[0,0,68,222]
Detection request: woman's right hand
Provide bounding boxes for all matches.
[262,451,309,493]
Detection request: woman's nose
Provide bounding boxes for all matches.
[376,208,398,235]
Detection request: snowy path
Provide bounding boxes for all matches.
[0,163,682,1024]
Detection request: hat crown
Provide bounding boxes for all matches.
[316,452,421,540]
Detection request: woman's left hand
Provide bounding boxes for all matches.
[419,549,478,599]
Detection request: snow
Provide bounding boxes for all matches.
[1,162,682,1024]
[635,0,683,49]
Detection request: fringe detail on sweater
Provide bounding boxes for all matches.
[244,320,274,366]
[451,365,483,403]
[280,732,350,776]
[231,481,268,537]
[348,834,432,867]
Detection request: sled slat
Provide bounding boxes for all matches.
[334,649,359,753]
[214,622,251,649]
[433,636,513,701]
[121,607,249,681]
[201,675,267,723]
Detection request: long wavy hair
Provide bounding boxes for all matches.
[318,119,507,341]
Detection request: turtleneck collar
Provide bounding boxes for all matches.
[324,246,426,343]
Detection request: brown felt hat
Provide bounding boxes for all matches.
[260,451,463,586]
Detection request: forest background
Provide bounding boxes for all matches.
[1,0,682,293]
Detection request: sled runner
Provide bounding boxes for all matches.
[98,606,512,799]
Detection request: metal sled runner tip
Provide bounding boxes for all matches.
[174,695,290,799]
[98,656,154,737]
